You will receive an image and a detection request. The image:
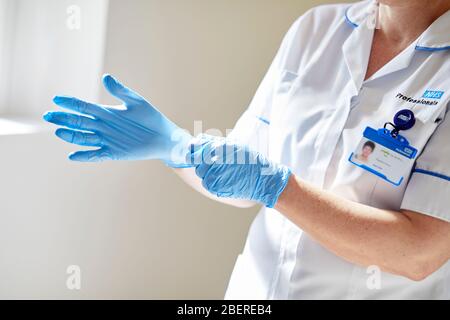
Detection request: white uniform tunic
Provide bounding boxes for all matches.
[226,0,450,300]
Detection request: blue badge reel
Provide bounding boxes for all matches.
[349,110,418,186]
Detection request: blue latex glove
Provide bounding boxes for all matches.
[190,135,291,208]
[43,74,193,166]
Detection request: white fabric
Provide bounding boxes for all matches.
[226,0,450,300]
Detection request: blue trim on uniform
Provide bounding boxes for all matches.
[256,116,270,125]
[414,169,450,182]
[344,7,358,28]
[415,45,450,52]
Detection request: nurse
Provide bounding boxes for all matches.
[44,0,450,299]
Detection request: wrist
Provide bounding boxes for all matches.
[256,164,292,208]
[274,173,298,211]
[165,131,197,168]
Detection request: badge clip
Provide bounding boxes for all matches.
[383,109,416,139]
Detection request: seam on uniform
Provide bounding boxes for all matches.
[267,219,288,299]
[414,169,450,182]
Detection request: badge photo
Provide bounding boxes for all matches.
[349,127,418,186]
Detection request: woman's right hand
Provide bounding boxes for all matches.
[43,74,193,166]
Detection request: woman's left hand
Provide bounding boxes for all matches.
[190,135,291,208]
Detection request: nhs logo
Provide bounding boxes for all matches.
[423,90,445,100]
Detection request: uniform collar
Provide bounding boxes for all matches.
[345,1,450,52]
[345,0,374,29]
[416,10,450,51]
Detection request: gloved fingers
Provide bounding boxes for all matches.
[55,128,103,147]
[201,176,217,195]
[68,148,113,162]
[43,111,100,132]
[201,173,234,198]
[53,96,109,119]
[195,163,212,179]
[102,74,146,107]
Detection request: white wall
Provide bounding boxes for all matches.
[0,132,255,299]
[0,0,348,299]
[0,0,108,117]
[0,0,15,111]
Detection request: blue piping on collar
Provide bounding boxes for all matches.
[345,8,450,51]
[344,7,358,28]
[415,45,450,52]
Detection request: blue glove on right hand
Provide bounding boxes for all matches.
[44,74,193,167]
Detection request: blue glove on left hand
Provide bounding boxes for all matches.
[190,136,291,208]
[43,74,193,166]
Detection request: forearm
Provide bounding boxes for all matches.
[275,174,449,280]
[174,168,256,209]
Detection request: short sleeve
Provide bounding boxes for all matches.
[227,17,302,156]
[401,107,450,222]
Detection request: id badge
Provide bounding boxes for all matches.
[349,127,418,186]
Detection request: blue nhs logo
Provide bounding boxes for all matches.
[423,90,444,99]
